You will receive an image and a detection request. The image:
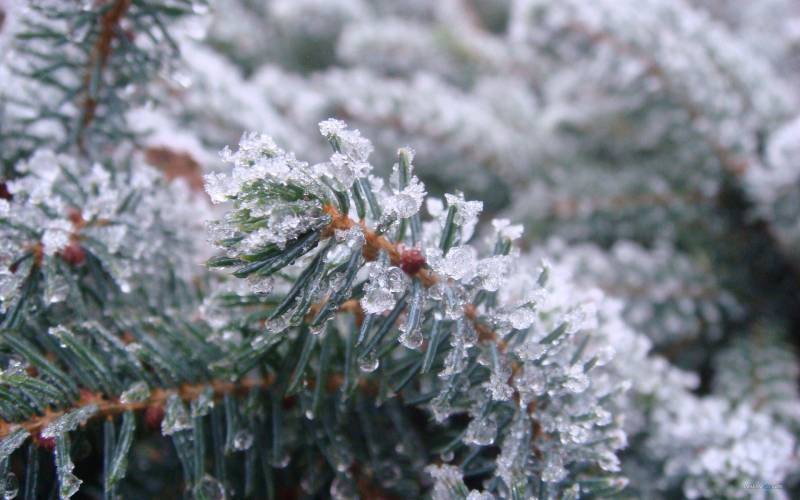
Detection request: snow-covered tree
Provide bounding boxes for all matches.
[0,0,798,498]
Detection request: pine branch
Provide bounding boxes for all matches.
[203,120,629,496]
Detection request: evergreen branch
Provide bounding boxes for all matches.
[202,121,631,496]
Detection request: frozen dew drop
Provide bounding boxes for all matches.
[358,352,380,373]
[441,246,476,281]
[269,451,291,469]
[399,327,423,350]
[440,450,454,462]
[330,474,357,500]
[233,429,254,451]
[325,244,351,266]
[3,472,18,500]
[361,286,395,314]
[193,475,227,500]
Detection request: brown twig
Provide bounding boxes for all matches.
[0,374,275,440]
[77,0,133,152]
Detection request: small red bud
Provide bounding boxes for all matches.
[67,208,83,227]
[144,405,165,431]
[0,182,11,201]
[400,247,426,275]
[60,241,86,267]
[37,435,56,451]
[282,395,298,410]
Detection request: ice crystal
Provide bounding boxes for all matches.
[189,387,215,418]
[444,193,482,226]
[464,414,498,446]
[41,405,99,438]
[427,246,477,281]
[120,382,150,404]
[361,262,407,314]
[161,394,192,435]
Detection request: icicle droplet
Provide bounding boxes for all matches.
[358,352,379,373]
[304,409,315,420]
[399,327,423,350]
[161,395,192,435]
[119,381,150,404]
[59,472,81,499]
[193,475,227,500]
[4,472,18,500]
[233,429,254,451]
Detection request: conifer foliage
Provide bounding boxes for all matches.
[0,0,799,498]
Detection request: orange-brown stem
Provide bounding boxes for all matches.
[0,375,274,440]
[77,0,133,151]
